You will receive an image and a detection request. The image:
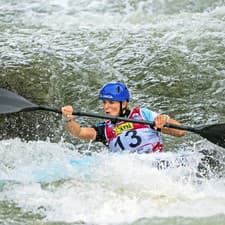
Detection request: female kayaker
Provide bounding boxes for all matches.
[61,82,186,153]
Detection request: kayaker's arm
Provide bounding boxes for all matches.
[62,105,97,141]
[66,120,97,141]
[155,115,186,137]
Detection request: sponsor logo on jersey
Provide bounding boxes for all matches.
[114,122,133,135]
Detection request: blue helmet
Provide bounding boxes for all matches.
[99,82,130,102]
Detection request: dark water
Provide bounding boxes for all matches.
[1,0,225,142]
[0,0,225,224]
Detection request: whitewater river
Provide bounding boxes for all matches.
[0,0,225,224]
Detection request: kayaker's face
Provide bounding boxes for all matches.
[102,100,127,116]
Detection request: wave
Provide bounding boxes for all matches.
[0,138,225,224]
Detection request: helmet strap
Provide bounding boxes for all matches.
[110,102,129,124]
[119,102,126,117]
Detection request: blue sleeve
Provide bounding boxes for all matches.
[140,108,159,121]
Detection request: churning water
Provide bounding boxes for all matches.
[0,0,225,224]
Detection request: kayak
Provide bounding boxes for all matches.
[29,150,225,182]
[0,149,223,183]
[1,152,200,183]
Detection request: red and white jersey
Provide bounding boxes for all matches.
[104,108,163,153]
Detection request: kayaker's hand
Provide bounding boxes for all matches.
[154,114,169,129]
[61,105,75,121]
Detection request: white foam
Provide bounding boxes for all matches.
[0,139,225,224]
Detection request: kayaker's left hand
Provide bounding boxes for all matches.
[154,114,169,129]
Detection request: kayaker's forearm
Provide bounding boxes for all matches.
[66,120,81,137]
[162,119,186,137]
[66,120,96,140]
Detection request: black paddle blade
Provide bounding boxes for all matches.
[197,123,225,148]
[0,88,38,114]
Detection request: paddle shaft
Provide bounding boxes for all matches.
[41,106,225,149]
[38,105,197,132]
[0,88,224,148]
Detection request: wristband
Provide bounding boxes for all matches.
[64,118,74,122]
[63,115,75,123]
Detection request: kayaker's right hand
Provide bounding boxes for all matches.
[61,105,75,121]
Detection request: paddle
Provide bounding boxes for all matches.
[0,88,224,148]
